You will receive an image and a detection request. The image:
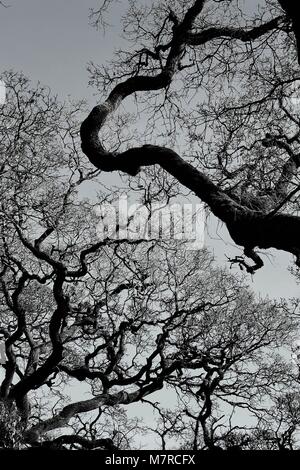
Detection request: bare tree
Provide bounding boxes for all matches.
[81,0,300,272]
[1,3,300,451]
[0,74,299,449]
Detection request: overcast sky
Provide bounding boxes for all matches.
[0,0,298,300]
[0,0,123,101]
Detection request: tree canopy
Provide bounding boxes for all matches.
[1,0,300,451]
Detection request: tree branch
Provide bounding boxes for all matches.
[186,16,284,46]
[81,1,300,271]
[24,383,163,444]
[278,0,300,64]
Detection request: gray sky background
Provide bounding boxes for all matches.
[0,2,298,298]
[0,0,125,102]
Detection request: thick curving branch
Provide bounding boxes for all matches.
[0,272,27,400]
[81,0,300,270]
[9,268,69,404]
[81,2,208,168]
[186,15,284,45]
[24,351,210,444]
[24,384,163,444]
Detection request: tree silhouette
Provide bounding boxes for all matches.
[1,1,300,451]
[81,0,300,272]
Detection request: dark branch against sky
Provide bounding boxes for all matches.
[0,1,298,296]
